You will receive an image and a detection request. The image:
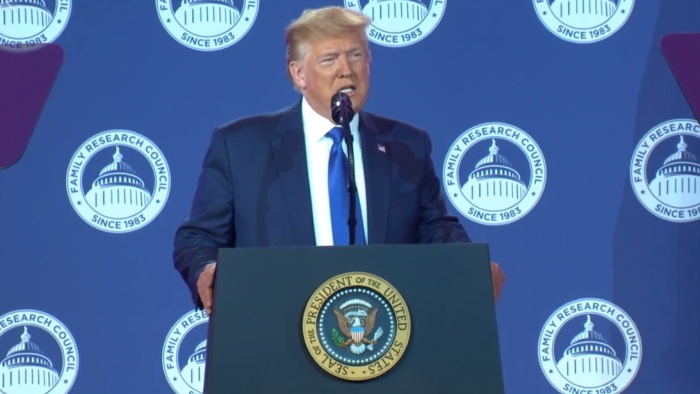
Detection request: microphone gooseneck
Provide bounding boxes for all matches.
[330,91,358,246]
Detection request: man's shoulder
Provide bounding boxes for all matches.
[215,104,293,138]
[361,111,430,140]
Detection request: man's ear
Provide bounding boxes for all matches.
[289,62,306,90]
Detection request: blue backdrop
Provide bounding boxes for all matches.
[1,0,698,393]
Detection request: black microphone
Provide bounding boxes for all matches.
[330,91,358,245]
[331,91,354,127]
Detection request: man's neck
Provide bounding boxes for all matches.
[303,97,334,123]
[301,97,360,141]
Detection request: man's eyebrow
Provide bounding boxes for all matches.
[316,46,364,61]
[319,50,340,57]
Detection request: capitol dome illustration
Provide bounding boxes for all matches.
[649,136,700,207]
[461,139,527,211]
[180,339,207,391]
[556,315,622,387]
[549,0,617,28]
[362,0,428,31]
[84,147,151,217]
[0,0,52,39]
[0,327,59,393]
[174,0,240,37]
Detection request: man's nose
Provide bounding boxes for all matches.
[336,55,352,77]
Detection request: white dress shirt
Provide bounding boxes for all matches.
[301,97,368,246]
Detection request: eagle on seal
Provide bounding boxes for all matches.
[333,307,379,354]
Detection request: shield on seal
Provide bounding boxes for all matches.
[351,322,364,343]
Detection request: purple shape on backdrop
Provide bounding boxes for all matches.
[0,44,64,170]
[661,33,700,122]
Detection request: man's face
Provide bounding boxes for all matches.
[290,30,371,121]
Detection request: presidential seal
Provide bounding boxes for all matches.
[538,298,642,394]
[345,0,446,48]
[630,119,700,223]
[162,309,209,394]
[0,309,79,394]
[156,0,258,51]
[0,0,72,51]
[443,122,546,226]
[302,272,411,381]
[533,0,635,44]
[66,129,171,233]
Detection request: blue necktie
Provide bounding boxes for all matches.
[327,126,366,245]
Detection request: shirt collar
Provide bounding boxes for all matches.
[301,96,359,144]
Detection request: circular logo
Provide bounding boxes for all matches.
[0,0,72,51]
[345,0,446,47]
[157,0,258,51]
[162,309,209,394]
[443,122,547,225]
[0,309,79,394]
[66,129,171,233]
[538,298,642,393]
[533,0,635,43]
[302,272,411,381]
[630,119,700,223]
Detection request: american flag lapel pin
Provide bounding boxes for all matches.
[377,143,386,153]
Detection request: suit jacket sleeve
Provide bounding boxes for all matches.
[417,131,472,244]
[173,127,236,309]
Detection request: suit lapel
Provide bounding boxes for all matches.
[359,113,391,244]
[270,101,316,246]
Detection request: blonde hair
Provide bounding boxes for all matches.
[284,6,371,87]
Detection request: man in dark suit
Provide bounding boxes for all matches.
[174,6,505,315]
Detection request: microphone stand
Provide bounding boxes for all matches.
[331,91,359,246]
[340,117,358,246]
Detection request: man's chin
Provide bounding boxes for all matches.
[349,96,367,112]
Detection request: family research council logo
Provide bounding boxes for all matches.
[162,310,209,394]
[157,0,258,51]
[0,0,71,51]
[0,309,79,394]
[345,0,446,47]
[533,0,634,43]
[66,129,171,233]
[538,299,642,393]
[443,122,546,225]
[630,119,700,223]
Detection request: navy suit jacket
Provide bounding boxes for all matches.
[173,99,470,308]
